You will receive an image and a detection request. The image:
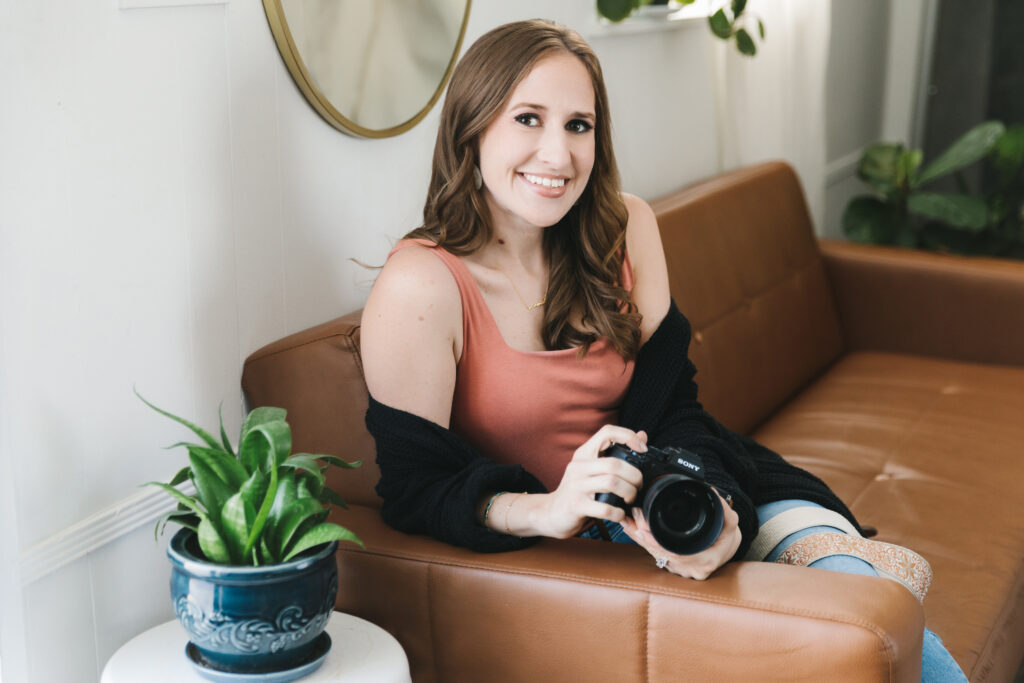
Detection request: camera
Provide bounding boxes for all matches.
[596,444,724,555]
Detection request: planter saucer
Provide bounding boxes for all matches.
[185,633,331,683]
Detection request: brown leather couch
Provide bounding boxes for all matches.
[242,161,1024,682]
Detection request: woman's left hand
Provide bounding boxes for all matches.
[619,491,741,580]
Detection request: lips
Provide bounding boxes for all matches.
[518,172,569,198]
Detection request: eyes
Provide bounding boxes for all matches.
[514,112,593,134]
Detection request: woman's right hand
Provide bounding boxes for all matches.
[534,425,648,539]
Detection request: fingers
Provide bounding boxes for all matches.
[629,507,741,581]
[573,425,648,461]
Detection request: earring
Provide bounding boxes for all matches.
[473,166,483,191]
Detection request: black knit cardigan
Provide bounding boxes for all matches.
[367,300,861,558]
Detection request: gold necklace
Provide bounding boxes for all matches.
[495,264,546,311]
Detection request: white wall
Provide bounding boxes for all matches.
[0,1,925,681]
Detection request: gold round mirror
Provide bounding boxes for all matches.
[263,0,471,138]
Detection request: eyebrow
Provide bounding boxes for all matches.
[510,102,596,123]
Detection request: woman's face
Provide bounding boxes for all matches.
[477,52,597,233]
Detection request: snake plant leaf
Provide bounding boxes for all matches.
[283,523,363,562]
[709,8,733,38]
[154,511,200,541]
[188,450,236,524]
[144,481,208,518]
[168,465,191,487]
[915,121,1005,188]
[842,196,906,244]
[239,468,268,513]
[275,497,328,557]
[319,486,348,510]
[282,454,327,480]
[735,28,756,55]
[136,389,225,453]
[264,472,298,555]
[242,462,278,561]
[198,517,232,564]
[239,406,287,442]
[908,192,988,231]
[308,454,362,469]
[858,143,904,194]
[240,420,292,472]
[187,445,247,489]
[259,536,277,566]
[218,403,235,457]
[220,492,256,564]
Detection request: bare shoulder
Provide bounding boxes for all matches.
[621,193,670,341]
[361,243,461,427]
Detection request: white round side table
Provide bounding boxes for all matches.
[101,612,411,683]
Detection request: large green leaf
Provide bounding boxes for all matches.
[239,420,292,472]
[239,469,268,513]
[915,121,1005,187]
[188,451,236,524]
[282,454,327,481]
[842,196,907,245]
[153,510,200,541]
[283,523,363,562]
[908,192,988,231]
[187,445,247,489]
[242,462,278,561]
[136,389,224,453]
[264,472,298,555]
[240,406,287,442]
[731,0,747,15]
[275,497,326,557]
[858,143,904,194]
[197,517,232,564]
[168,465,191,487]
[220,493,256,564]
[318,486,348,510]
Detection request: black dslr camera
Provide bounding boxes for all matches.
[596,444,724,555]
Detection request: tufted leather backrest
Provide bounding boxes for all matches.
[649,161,845,433]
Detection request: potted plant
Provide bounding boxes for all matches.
[138,390,362,680]
[842,120,1024,257]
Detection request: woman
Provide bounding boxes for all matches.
[361,19,965,681]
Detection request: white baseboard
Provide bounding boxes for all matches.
[19,482,195,587]
[826,149,863,186]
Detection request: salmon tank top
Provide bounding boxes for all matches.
[389,239,636,492]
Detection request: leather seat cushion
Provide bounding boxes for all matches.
[751,351,1024,678]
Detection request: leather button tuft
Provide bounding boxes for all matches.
[874,473,892,482]
[693,330,704,344]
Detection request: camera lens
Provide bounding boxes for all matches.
[643,475,723,555]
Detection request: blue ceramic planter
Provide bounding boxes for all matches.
[167,529,338,675]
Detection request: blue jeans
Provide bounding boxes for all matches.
[580,500,967,682]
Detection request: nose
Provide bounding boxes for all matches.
[536,126,572,169]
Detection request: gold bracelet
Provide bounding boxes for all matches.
[482,491,508,526]
[504,492,526,536]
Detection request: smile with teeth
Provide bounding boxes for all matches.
[522,173,567,188]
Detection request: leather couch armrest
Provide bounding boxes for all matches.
[821,240,1024,366]
[334,505,924,682]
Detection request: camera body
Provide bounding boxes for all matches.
[597,444,724,555]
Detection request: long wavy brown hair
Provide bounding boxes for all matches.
[404,19,640,360]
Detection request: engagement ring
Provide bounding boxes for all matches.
[656,557,669,570]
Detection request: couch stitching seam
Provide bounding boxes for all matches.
[643,593,650,683]
[246,330,359,363]
[341,548,899,641]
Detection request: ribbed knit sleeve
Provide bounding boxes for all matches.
[618,301,762,560]
[367,396,547,553]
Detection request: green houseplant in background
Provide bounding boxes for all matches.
[137,390,363,678]
[597,0,765,56]
[843,120,1024,258]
